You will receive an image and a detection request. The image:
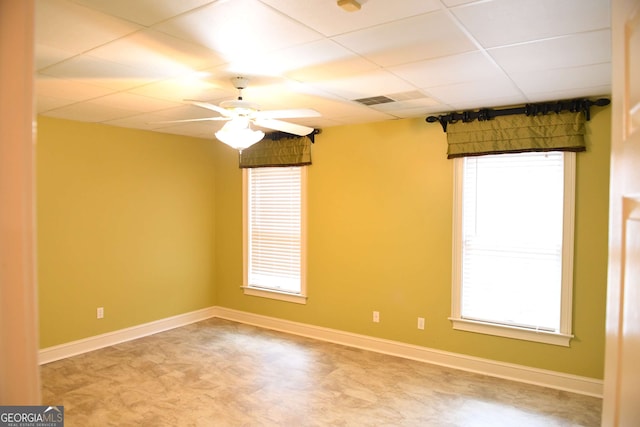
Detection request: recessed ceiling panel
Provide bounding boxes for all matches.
[488,30,611,73]
[72,0,215,26]
[332,11,476,67]
[426,76,525,106]
[40,55,170,91]
[36,76,113,105]
[87,30,226,78]
[129,77,232,103]
[42,101,139,123]
[88,93,182,113]
[153,0,323,63]
[256,39,378,80]
[525,85,612,103]
[35,44,79,70]
[451,0,610,48]
[509,63,612,96]
[309,70,416,101]
[261,0,441,37]
[36,0,141,55]
[390,51,505,88]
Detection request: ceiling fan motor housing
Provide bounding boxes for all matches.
[231,77,250,90]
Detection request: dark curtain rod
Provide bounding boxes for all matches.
[426,98,611,132]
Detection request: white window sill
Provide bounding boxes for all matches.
[449,317,573,347]
[242,286,307,304]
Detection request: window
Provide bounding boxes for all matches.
[242,166,307,304]
[451,152,575,346]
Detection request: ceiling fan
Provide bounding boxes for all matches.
[192,77,320,135]
[165,77,321,150]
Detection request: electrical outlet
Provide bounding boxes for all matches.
[417,317,425,330]
[373,311,380,323]
[97,307,104,319]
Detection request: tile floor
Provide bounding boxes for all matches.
[40,318,601,426]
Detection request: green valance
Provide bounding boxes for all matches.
[239,135,312,168]
[446,111,586,159]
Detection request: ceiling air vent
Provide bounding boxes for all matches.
[354,95,395,106]
[354,91,427,106]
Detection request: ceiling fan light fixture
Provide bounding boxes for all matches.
[215,119,265,151]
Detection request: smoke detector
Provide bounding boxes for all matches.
[337,0,361,12]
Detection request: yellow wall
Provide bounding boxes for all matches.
[36,117,217,347]
[213,107,611,379]
[36,107,611,379]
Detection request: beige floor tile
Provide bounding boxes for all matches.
[40,318,601,426]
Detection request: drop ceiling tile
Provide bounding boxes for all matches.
[509,63,612,96]
[155,121,220,139]
[36,75,114,103]
[35,44,78,70]
[42,101,139,123]
[332,11,476,67]
[252,39,378,80]
[451,0,610,48]
[71,0,215,26]
[382,103,453,119]
[150,104,230,121]
[370,97,440,113]
[369,97,446,118]
[525,85,611,103]
[129,76,232,103]
[153,0,323,63]
[442,0,480,6]
[36,0,141,55]
[426,76,525,107]
[102,112,176,131]
[36,96,77,113]
[488,30,611,73]
[309,69,417,101]
[183,75,306,110]
[86,30,226,78]
[261,0,442,37]
[102,111,221,136]
[390,51,505,88]
[446,95,531,111]
[40,55,168,91]
[250,90,362,119]
[89,93,182,113]
[330,109,397,126]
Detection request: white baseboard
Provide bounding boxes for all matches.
[211,306,604,398]
[39,307,217,365]
[39,305,603,398]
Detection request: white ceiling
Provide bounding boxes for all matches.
[35,0,612,139]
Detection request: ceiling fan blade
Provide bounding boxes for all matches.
[185,99,232,117]
[253,118,315,136]
[253,108,321,119]
[152,117,229,124]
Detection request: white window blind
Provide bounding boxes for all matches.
[459,152,567,333]
[247,166,302,294]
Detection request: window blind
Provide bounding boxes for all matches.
[460,152,565,332]
[247,167,302,293]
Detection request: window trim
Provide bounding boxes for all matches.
[450,152,576,347]
[242,166,308,304]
